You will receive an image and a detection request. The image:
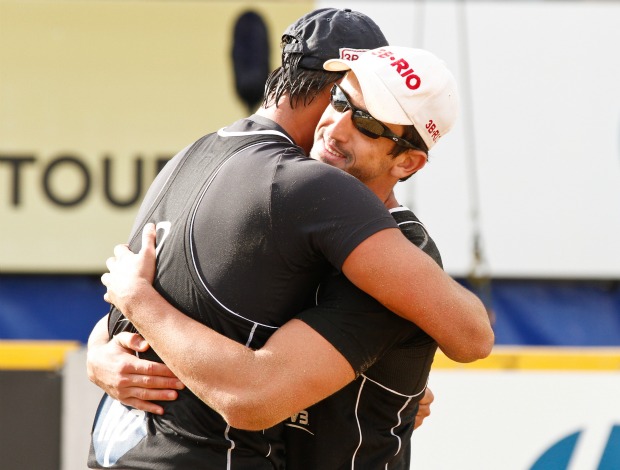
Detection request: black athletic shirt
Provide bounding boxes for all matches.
[88,115,397,470]
[285,207,442,470]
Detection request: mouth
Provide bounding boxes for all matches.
[318,136,348,167]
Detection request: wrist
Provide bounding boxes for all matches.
[121,280,157,322]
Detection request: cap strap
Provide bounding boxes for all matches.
[283,42,303,54]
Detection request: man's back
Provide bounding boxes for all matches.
[90,115,397,469]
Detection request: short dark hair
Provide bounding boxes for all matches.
[263,36,344,109]
[390,124,429,182]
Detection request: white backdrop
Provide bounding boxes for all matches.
[62,350,620,470]
[320,1,620,279]
[410,370,620,469]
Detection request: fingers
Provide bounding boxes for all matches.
[101,272,113,304]
[88,334,184,416]
[101,272,110,290]
[108,224,155,262]
[111,335,182,383]
[121,384,180,402]
[116,385,180,415]
[413,405,430,430]
[136,357,183,383]
[413,387,434,430]
[120,389,179,415]
[110,362,184,415]
[114,332,150,353]
[138,360,182,381]
[103,249,124,283]
[113,243,131,259]
[131,373,184,391]
[416,401,431,419]
[419,387,434,406]
[105,256,115,271]
[121,397,166,415]
[141,223,157,255]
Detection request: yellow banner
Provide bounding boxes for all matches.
[434,346,620,370]
[0,0,311,272]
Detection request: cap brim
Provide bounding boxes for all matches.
[323,58,352,72]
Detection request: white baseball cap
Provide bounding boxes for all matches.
[323,46,459,150]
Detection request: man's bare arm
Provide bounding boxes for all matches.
[102,223,484,429]
[342,228,494,362]
[103,225,354,429]
[101,224,440,430]
[104,236,355,429]
[113,301,354,430]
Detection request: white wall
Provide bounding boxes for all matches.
[320,1,620,279]
[410,370,620,469]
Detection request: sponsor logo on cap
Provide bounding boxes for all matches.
[425,120,442,143]
[338,48,368,62]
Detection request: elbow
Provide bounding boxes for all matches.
[443,325,495,363]
[220,398,282,431]
[474,310,496,360]
[209,381,284,431]
[453,302,496,363]
[482,328,495,358]
[471,327,495,361]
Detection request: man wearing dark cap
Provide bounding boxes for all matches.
[87,9,493,470]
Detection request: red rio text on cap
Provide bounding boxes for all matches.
[390,59,421,90]
[371,49,421,90]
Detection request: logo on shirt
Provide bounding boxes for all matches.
[285,410,314,435]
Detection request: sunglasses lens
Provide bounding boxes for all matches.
[330,87,349,112]
[331,84,409,145]
[352,114,384,139]
[331,100,348,112]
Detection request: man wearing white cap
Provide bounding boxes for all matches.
[98,45,479,469]
[284,46,459,469]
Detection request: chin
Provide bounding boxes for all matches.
[321,156,345,170]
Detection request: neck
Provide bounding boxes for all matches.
[255,91,330,155]
[383,190,400,210]
[364,179,400,210]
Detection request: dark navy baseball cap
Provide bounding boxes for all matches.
[282,8,389,71]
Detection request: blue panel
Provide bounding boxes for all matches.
[0,275,109,342]
[1,275,620,346]
[461,279,620,346]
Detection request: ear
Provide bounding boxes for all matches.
[390,150,427,180]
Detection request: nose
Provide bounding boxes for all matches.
[326,107,354,144]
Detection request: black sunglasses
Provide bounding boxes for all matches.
[329,83,420,151]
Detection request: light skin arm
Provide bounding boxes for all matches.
[103,224,436,430]
[103,223,482,429]
[341,228,494,362]
[86,314,184,415]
